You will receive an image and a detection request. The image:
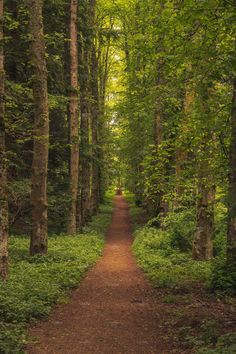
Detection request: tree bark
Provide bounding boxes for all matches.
[28,0,49,255]
[80,51,91,225]
[67,0,79,234]
[153,104,168,216]
[0,0,8,280]
[192,91,214,261]
[175,77,194,200]
[192,180,215,260]
[97,18,113,204]
[91,52,100,213]
[79,2,92,226]
[227,76,236,265]
[90,0,100,213]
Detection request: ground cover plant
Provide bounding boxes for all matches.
[0,200,113,353]
[127,195,236,354]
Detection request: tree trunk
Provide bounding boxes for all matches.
[91,50,100,213]
[227,76,236,265]
[175,76,194,200]
[154,110,163,147]
[80,59,91,225]
[153,95,168,216]
[90,0,100,213]
[28,0,49,255]
[80,32,91,226]
[192,91,214,261]
[67,0,79,234]
[97,19,113,204]
[192,181,215,260]
[0,0,8,280]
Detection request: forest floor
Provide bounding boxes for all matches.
[26,196,236,354]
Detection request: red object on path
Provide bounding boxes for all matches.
[116,188,122,195]
[26,196,159,354]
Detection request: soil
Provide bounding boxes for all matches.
[26,196,236,354]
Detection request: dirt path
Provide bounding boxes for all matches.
[27,196,159,354]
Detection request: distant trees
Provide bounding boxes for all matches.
[0,0,8,279]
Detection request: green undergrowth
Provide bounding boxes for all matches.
[195,332,236,354]
[126,193,236,354]
[0,198,113,354]
[132,226,212,289]
[126,193,233,293]
[123,191,141,224]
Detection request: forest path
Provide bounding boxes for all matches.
[26,196,159,354]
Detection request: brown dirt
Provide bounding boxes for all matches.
[26,196,160,354]
[26,196,236,354]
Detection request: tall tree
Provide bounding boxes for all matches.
[0,0,8,280]
[175,68,194,202]
[27,0,49,255]
[90,0,100,213]
[79,0,92,226]
[68,0,79,234]
[227,76,236,265]
[192,86,215,261]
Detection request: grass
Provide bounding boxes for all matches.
[0,199,113,354]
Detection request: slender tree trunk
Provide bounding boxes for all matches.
[154,106,168,216]
[192,179,215,260]
[91,45,100,213]
[192,91,214,261]
[154,110,163,147]
[28,0,49,255]
[80,42,91,226]
[153,70,168,216]
[227,76,236,265]
[81,71,91,224]
[97,19,113,203]
[175,77,194,200]
[0,0,8,280]
[90,0,100,213]
[67,0,79,234]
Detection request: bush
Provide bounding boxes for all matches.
[162,207,196,252]
[133,225,211,289]
[210,258,236,296]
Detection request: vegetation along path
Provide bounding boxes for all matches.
[27,196,159,354]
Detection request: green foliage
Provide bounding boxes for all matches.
[133,225,211,289]
[132,201,232,294]
[123,191,142,224]
[0,203,112,353]
[213,202,228,257]
[196,332,236,354]
[0,323,26,354]
[210,258,236,296]
[161,207,196,252]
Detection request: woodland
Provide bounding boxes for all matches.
[0,0,236,353]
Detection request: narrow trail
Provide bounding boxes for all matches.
[27,196,159,354]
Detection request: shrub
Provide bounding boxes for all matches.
[162,207,195,252]
[209,258,236,296]
[133,225,211,289]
